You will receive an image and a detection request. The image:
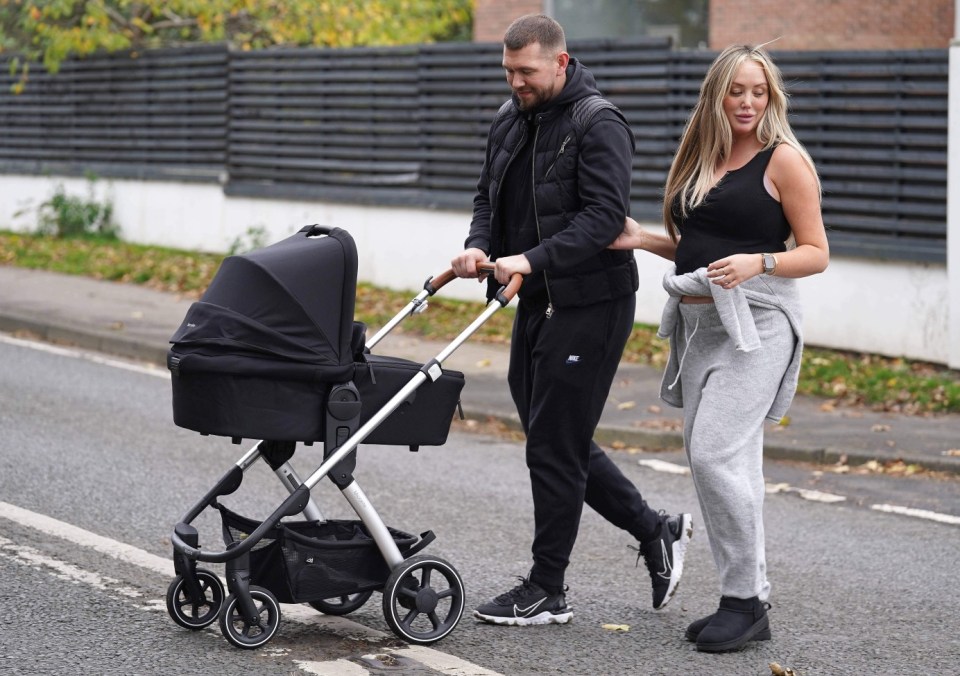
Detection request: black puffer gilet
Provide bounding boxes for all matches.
[472,59,639,308]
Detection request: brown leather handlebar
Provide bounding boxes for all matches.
[425,268,458,293]
[426,264,523,303]
[477,262,523,302]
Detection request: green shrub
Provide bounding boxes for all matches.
[35,178,119,239]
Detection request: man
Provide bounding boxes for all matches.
[451,14,693,626]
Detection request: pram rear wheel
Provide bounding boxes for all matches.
[382,555,464,645]
[308,590,373,616]
[165,568,224,630]
[218,585,281,649]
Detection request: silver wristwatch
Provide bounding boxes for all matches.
[761,253,777,275]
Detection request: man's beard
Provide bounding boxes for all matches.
[515,84,555,111]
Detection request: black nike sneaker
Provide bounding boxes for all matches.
[473,577,573,626]
[638,512,693,610]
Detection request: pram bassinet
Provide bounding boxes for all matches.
[167,225,463,445]
[165,225,522,649]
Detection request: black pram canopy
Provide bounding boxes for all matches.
[169,225,358,382]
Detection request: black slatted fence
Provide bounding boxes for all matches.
[0,42,948,262]
[0,45,228,181]
[416,42,504,206]
[226,45,422,204]
[785,50,948,262]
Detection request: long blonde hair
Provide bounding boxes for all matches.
[663,44,820,240]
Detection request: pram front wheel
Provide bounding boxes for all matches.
[382,555,465,645]
[308,590,373,616]
[218,585,281,649]
[165,568,224,630]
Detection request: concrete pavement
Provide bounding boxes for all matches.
[2,264,959,474]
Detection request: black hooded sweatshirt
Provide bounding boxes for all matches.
[466,57,639,308]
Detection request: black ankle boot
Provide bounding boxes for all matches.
[695,596,772,652]
[684,613,715,642]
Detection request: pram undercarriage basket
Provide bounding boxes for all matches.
[218,504,419,603]
[164,225,521,649]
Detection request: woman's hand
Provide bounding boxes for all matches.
[706,253,764,289]
[609,216,646,250]
[610,217,677,262]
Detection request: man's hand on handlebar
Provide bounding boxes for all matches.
[493,255,531,285]
[451,248,489,279]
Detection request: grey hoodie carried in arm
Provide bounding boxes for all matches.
[657,267,804,422]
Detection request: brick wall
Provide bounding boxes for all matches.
[473,0,544,43]
[473,0,954,50]
[710,0,954,50]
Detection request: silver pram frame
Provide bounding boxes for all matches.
[164,225,520,649]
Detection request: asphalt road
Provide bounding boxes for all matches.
[1,334,959,675]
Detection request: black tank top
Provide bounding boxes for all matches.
[673,147,791,274]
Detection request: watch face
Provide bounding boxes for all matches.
[763,254,775,273]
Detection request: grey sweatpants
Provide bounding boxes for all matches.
[674,302,795,601]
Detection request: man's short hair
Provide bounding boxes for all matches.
[503,14,566,53]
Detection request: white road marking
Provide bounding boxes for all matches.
[0,333,168,378]
[870,503,960,525]
[639,456,958,525]
[637,459,960,526]
[793,488,847,503]
[639,459,847,502]
[0,500,503,676]
[403,645,504,675]
[296,660,370,675]
[0,501,173,575]
[765,483,847,503]
[0,535,143,598]
[637,459,690,475]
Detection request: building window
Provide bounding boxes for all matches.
[549,0,708,48]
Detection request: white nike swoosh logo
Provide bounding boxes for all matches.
[514,598,546,617]
[656,540,673,580]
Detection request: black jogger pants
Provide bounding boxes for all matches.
[508,293,661,590]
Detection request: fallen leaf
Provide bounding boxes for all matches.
[375,654,399,667]
[818,401,836,412]
[647,404,662,414]
[871,424,891,433]
[769,662,799,676]
[617,401,636,411]
[601,623,630,632]
[475,358,491,368]
[943,449,960,457]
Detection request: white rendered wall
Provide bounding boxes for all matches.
[948,37,960,369]
[0,174,950,365]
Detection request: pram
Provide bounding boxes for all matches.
[164,225,520,649]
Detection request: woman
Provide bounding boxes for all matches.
[611,44,829,652]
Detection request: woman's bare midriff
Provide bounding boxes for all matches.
[680,295,714,304]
